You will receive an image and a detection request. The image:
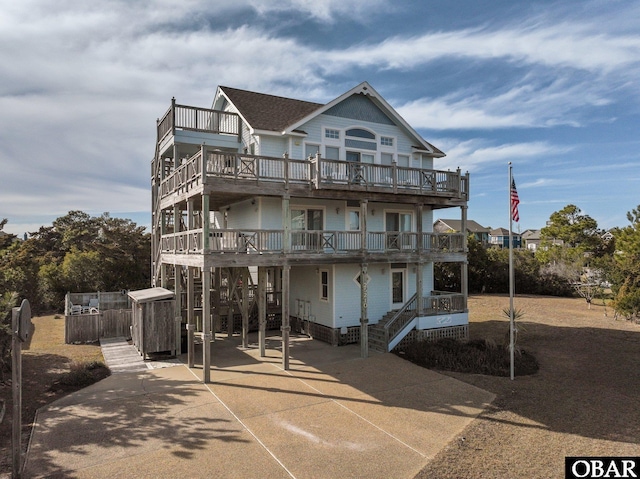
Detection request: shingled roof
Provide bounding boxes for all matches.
[219,86,323,132]
[435,219,490,233]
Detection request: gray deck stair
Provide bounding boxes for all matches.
[368,307,419,353]
[100,337,180,374]
[368,310,397,353]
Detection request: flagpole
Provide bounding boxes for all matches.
[508,162,515,380]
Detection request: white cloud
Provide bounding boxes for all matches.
[249,0,389,22]
[433,139,563,173]
[325,18,640,74]
[397,75,621,130]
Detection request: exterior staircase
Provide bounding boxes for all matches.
[368,295,419,353]
[368,310,397,353]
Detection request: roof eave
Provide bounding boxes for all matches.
[216,86,253,132]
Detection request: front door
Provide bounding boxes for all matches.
[391,269,405,308]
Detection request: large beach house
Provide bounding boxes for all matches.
[152,82,470,378]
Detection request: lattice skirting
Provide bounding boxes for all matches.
[394,325,469,351]
[209,314,468,350]
[291,318,361,346]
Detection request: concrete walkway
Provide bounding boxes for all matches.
[23,334,494,479]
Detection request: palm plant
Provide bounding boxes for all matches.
[502,307,526,350]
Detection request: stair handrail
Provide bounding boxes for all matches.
[384,293,419,343]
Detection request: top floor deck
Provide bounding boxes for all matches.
[155,102,469,208]
[157,100,241,144]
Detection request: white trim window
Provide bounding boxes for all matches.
[320,270,329,301]
[325,128,340,140]
[305,143,320,160]
[325,146,340,160]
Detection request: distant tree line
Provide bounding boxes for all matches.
[435,236,575,297]
[436,203,640,321]
[0,211,150,315]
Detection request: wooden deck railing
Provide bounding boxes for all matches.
[157,99,241,142]
[316,157,468,197]
[158,149,469,200]
[385,292,466,346]
[160,229,464,255]
[159,150,204,198]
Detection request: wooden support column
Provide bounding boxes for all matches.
[174,265,182,356]
[241,267,249,348]
[461,205,469,310]
[202,268,211,383]
[213,267,221,334]
[203,194,210,252]
[187,267,195,368]
[160,264,168,289]
[416,262,424,317]
[227,268,235,338]
[360,263,369,358]
[283,195,291,253]
[360,200,368,251]
[258,266,267,357]
[416,203,424,314]
[281,265,291,370]
[187,197,194,229]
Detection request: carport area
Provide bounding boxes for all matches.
[23,333,494,479]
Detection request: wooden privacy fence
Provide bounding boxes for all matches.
[65,309,132,344]
[65,291,133,343]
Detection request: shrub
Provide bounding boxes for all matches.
[0,291,18,379]
[396,338,539,377]
[52,361,111,390]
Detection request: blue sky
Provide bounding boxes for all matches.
[1,0,639,236]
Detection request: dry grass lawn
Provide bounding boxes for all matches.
[416,294,640,479]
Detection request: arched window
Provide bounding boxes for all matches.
[345,128,375,139]
[345,128,377,152]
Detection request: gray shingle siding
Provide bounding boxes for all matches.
[324,94,395,125]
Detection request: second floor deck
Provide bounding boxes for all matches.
[156,148,469,210]
[159,228,466,267]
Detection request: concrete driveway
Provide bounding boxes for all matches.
[23,334,494,479]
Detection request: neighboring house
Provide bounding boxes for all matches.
[523,228,566,251]
[153,82,470,376]
[489,228,522,248]
[433,219,490,244]
[521,229,541,251]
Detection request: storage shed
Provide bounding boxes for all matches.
[128,287,176,359]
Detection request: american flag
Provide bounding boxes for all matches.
[510,178,520,222]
